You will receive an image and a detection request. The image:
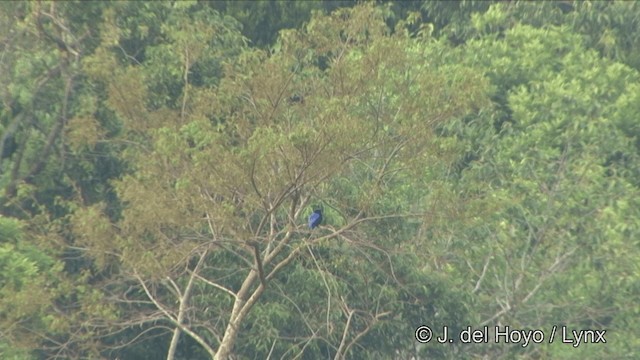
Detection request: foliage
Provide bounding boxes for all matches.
[1,1,639,359]
[69,3,489,358]
[0,216,64,359]
[423,12,640,359]
[208,0,355,48]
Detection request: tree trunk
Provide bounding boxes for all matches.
[215,269,265,360]
[167,327,181,360]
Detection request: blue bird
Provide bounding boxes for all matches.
[308,209,322,229]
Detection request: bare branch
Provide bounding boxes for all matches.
[134,269,216,358]
[470,254,492,294]
[334,307,355,360]
[192,272,237,299]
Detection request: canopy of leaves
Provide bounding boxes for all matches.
[1,2,639,360]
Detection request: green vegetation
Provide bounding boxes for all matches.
[1,1,638,359]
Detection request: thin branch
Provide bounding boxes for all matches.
[471,254,492,294]
[167,249,208,360]
[334,308,355,360]
[180,47,189,122]
[192,272,237,299]
[306,244,335,333]
[134,271,216,358]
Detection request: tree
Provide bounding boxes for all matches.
[6,2,638,359]
[0,2,245,358]
[419,9,640,358]
[67,4,489,359]
[419,1,640,72]
[0,216,66,360]
[207,0,354,48]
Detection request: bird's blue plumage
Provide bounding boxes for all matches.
[308,210,322,229]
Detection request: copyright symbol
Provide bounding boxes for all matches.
[415,325,433,343]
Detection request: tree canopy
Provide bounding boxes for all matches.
[1,1,639,359]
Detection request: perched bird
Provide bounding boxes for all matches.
[308,209,322,229]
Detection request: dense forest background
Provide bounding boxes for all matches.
[1,1,639,359]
